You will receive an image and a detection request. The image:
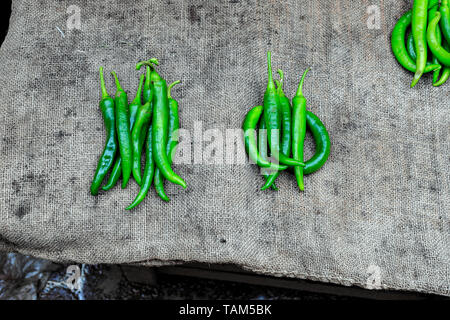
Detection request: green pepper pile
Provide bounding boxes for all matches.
[90,59,186,209]
[243,52,331,191]
[391,0,450,87]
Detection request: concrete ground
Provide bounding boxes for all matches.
[1,253,353,300]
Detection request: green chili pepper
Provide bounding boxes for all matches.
[411,0,429,87]
[111,71,132,188]
[406,30,442,83]
[291,68,309,191]
[131,100,153,185]
[263,52,305,166]
[154,81,181,202]
[391,11,440,78]
[138,64,155,163]
[285,111,331,178]
[243,105,288,171]
[126,125,154,210]
[434,40,450,86]
[136,60,187,189]
[90,67,117,196]
[429,0,442,83]
[440,0,450,44]
[261,71,291,191]
[258,118,278,191]
[427,12,450,66]
[302,111,330,174]
[101,158,121,190]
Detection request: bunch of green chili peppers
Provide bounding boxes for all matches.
[391,0,450,87]
[243,52,331,191]
[90,59,186,209]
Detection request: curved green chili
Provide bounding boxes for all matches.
[90,67,117,195]
[440,0,450,44]
[411,0,429,87]
[111,71,132,188]
[261,71,292,191]
[263,52,304,166]
[243,105,288,171]
[285,111,331,178]
[391,10,440,77]
[137,61,187,189]
[126,125,154,210]
[154,81,181,202]
[258,117,278,190]
[427,12,450,66]
[302,111,330,174]
[434,40,450,86]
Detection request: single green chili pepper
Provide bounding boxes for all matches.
[111,71,132,188]
[138,64,155,166]
[261,71,291,191]
[428,0,441,83]
[276,70,292,156]
[391,11,440,77]
[243,105,289,171]
[154,81,181,202]
[90,67,117,196]
[137,61,187,189]
[302,111,330,174]
[258,117,278,191]
[126,125,154,210]
[434,40,450,86]
[291,68,310,191]
[406,29,442,82]
[411,0,429,87]
[102,74,145,191]
[427,12,450,66]
[131,100,153,185]
[263,52,304,166]
[440,0,450,44]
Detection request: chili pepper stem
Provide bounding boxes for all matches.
[111,71,123,92]
[99,66,109,99]
[295,68,310,97]
[168,80,181,99]
[266,51,276,92]
[136,58,159,71]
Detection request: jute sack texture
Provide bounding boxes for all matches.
[0,0,448,296]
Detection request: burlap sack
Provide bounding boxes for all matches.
[0,0,448,296]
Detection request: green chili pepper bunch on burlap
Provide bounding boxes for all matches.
[391,0,450,87]
[243,51,331,192]
[90,59,186,209]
